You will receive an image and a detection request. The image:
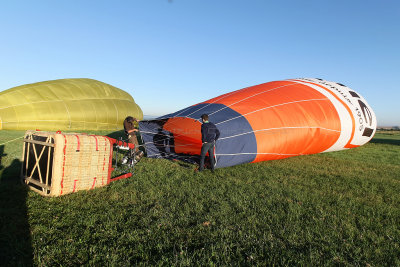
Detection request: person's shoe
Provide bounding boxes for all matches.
[121,156,128,164]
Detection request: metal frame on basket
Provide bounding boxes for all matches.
[106,137,138,183]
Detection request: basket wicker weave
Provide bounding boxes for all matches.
[21,130,113,196]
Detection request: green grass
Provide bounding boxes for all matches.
[1,131,399,266]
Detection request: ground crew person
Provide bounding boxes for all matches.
[123,116,144,163]
[199,114,220,172]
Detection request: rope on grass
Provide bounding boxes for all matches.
[0,135,25,146]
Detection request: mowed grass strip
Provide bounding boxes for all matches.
[0,131,399,266]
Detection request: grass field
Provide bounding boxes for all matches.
[0,130,399,266]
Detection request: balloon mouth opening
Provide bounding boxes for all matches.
[161,117,202,155]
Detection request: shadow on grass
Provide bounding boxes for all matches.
[0,145,33,266]
[0,144,4,173]
[370,138,400,146]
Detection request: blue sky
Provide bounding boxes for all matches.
[1,0,399,126]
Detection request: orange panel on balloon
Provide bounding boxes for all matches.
[207,80,342,160]
[163,117,202,155]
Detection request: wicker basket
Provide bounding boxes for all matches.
[21,130,113,196]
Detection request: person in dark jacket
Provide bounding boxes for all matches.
[199,114,220,172]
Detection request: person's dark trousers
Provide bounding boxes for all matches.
[199,142,215,171]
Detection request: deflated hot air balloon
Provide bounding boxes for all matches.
[139,78,377,168]
[0,78,142,131]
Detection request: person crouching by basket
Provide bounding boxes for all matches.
[123,116,144,162]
